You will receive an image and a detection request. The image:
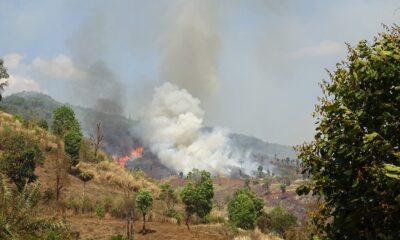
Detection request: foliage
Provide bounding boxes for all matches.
[262,177,271,193]
[64,130,82,166]
[52,105,80,137]
[0,176,69,239]
[136,188,153,216]
[159,183,178,210]
[279,183,286,194]
[228,188,263,230]
[78,170,94,184]
[0,59,9,101]
[37,119,49,130]
[95,202,106,218]
[0,130,43,191]
[257,206,297,236]
[180,169,214,229]
[257,165,263,178]
[136,188,153,232]
[109,235,124,240]
[52,106,82,166]
[243,178,250,189]
[296,25,400,239]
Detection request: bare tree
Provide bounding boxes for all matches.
[90,122,104,160]
[49,142,70,202]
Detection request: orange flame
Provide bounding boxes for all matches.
[114,146,144,167]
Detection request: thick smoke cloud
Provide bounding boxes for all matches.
[160,0,221,99]
[66,5,126,115]
[140,82,254,175]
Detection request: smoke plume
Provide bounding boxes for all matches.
[140,82,253,175]
[160,0,221,99]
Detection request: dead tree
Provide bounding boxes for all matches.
[51,142,70,202]
[90,122,104,160]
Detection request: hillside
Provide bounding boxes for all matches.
[0,110,287,240]
[0,91,297,179]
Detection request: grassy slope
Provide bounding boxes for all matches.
[0,110,243,240]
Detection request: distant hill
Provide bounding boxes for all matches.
[229,133,296,159]
[0,91,139,155]
[0,91,297,178]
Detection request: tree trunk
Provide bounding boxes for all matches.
[130,210,134,240]
[142,213,146,233]
[185,214,190,231]
[127,215,130,240]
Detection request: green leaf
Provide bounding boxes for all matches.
[296,185,311,196]
[363,132,378,143]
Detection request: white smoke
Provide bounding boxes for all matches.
[140,82,253,175]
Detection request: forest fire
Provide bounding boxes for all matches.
[114,146,144,167]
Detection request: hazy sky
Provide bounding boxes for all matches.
[0,0,399,146]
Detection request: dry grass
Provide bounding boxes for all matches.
[77,161,160,196]
[234,229,282,240]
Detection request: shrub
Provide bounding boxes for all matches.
[42,187,55,203]
[66,197,80,214]
[228,188,264,230]
[0,130,43,191]
[258,206,297,236]
[109,235,124,240]
[95,202,106,218]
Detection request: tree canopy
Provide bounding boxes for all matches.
[52,106,82,167]
[180,169,214,230]
[52,105,81,137]
[297,25,400,239]
[136,188,153,232]
[0,130,43,191]
[228,188,264,230]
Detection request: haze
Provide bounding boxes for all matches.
[0,0,399,146]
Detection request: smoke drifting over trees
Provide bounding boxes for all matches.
[139,82,254,174]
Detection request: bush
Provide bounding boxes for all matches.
[42,187,55,203]
[228,192,257,230]
[96,202,106,218]
[258,206,297,236]
[109,235,124,240]
[66,197,80,214]
[46,230,61,240]
[0,130,43,191]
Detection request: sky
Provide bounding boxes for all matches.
[0,0,399,146]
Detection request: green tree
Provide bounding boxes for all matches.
[257,165,263,178]
[297,26,400,239]
[159,183,178,211]
[52,105,80,137]
[279,183,286,194]
[52,106,82,167]
[64,130,82,166]
[0,59,9,101]
[37,119,49,130]
[0,131,43,191]
[262,177,271,194]
[180,169,214,230]
[228,188,263,230]
[136,188,153,233]
[257,206,297,236]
